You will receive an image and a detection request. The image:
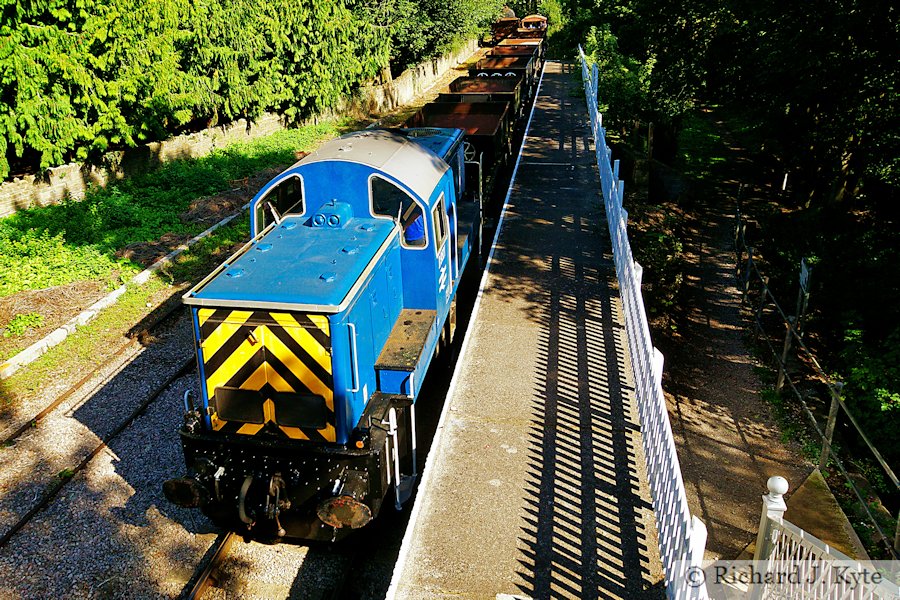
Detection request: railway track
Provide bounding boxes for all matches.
[184,531,238,600]
[0,349,195,548]
[0,298,186,449]
[182,531,362,600]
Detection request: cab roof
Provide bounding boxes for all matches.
[183,215,397,313]
[301,129,453,202]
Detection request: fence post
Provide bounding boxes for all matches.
[818,382,843,470]
[775,317,795,394]
[750,476,789,600]
[735,207,743,275]
[753,276,769,343]
[687,516,708,600]
[795,258,811,336]
[742,246,754,301]
[895,508,900,556]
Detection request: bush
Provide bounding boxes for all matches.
[839,326,900,466]
[1,0,504,180]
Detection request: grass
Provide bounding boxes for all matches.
[0,121,342,298]
[674,111,728,183]
[759,386,821,461]
[165,214,252,284]
[0,276,174,401]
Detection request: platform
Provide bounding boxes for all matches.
[388,61,664,599]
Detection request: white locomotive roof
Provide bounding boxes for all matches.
[301,130,450,203]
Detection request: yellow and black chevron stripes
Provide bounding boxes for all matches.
[197,309,335,442]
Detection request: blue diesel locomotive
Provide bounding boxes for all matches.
[163,128,481,541]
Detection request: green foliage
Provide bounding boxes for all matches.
[759,387,821,461]
[0,123,337,297]
[632,214,684,317]
[167,214,251,284]
[0,0,510,179]
[2,312,45,337]
[714,0,899,206]
[839,326,900,465]
[582,24,654,132]
[674,113,727,181]
[371,0,504,70]
[0,227,130,296]
[3,0,509,179]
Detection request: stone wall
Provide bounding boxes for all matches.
[0,39,479,218]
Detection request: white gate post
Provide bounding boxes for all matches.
[753,476,789,560]
[750,476,789,599]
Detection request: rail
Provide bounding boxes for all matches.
[577,46,709,599]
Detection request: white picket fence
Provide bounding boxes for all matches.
[578,45,709,599]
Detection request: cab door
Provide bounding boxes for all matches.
[431,194,452,313]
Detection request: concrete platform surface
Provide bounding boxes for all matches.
[388,61,664,600]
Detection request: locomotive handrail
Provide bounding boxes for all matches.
[578,45,709,599]
[348,323,360,393]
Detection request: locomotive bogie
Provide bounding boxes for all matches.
[173,392,415,542]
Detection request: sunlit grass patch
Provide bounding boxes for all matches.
[675,112,727,181]
[0,121,340,298]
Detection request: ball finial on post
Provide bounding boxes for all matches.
[763,476,789,520]
[767,475,789,498]
[753,476,790,564]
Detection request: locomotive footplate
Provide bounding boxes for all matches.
[164,393,415,543]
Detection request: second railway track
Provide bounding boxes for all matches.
[0,353,195,547]
[0,298,197,551]
[0,298,187,448]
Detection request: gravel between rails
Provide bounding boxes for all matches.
[0,312,194,548]
[198,507,407,599]
[0,368,218,599]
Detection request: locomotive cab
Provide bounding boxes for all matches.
[164,129,481,541]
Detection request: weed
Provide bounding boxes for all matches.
[759,387,821,462]
[169,214,251,284]
[3,313,45,337]
[753,364,776,385]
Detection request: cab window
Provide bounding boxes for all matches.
[255,175,304,231]
[432,194,448,249]
[370,176,427,248]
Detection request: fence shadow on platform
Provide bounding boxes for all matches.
[502,164,662,599]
